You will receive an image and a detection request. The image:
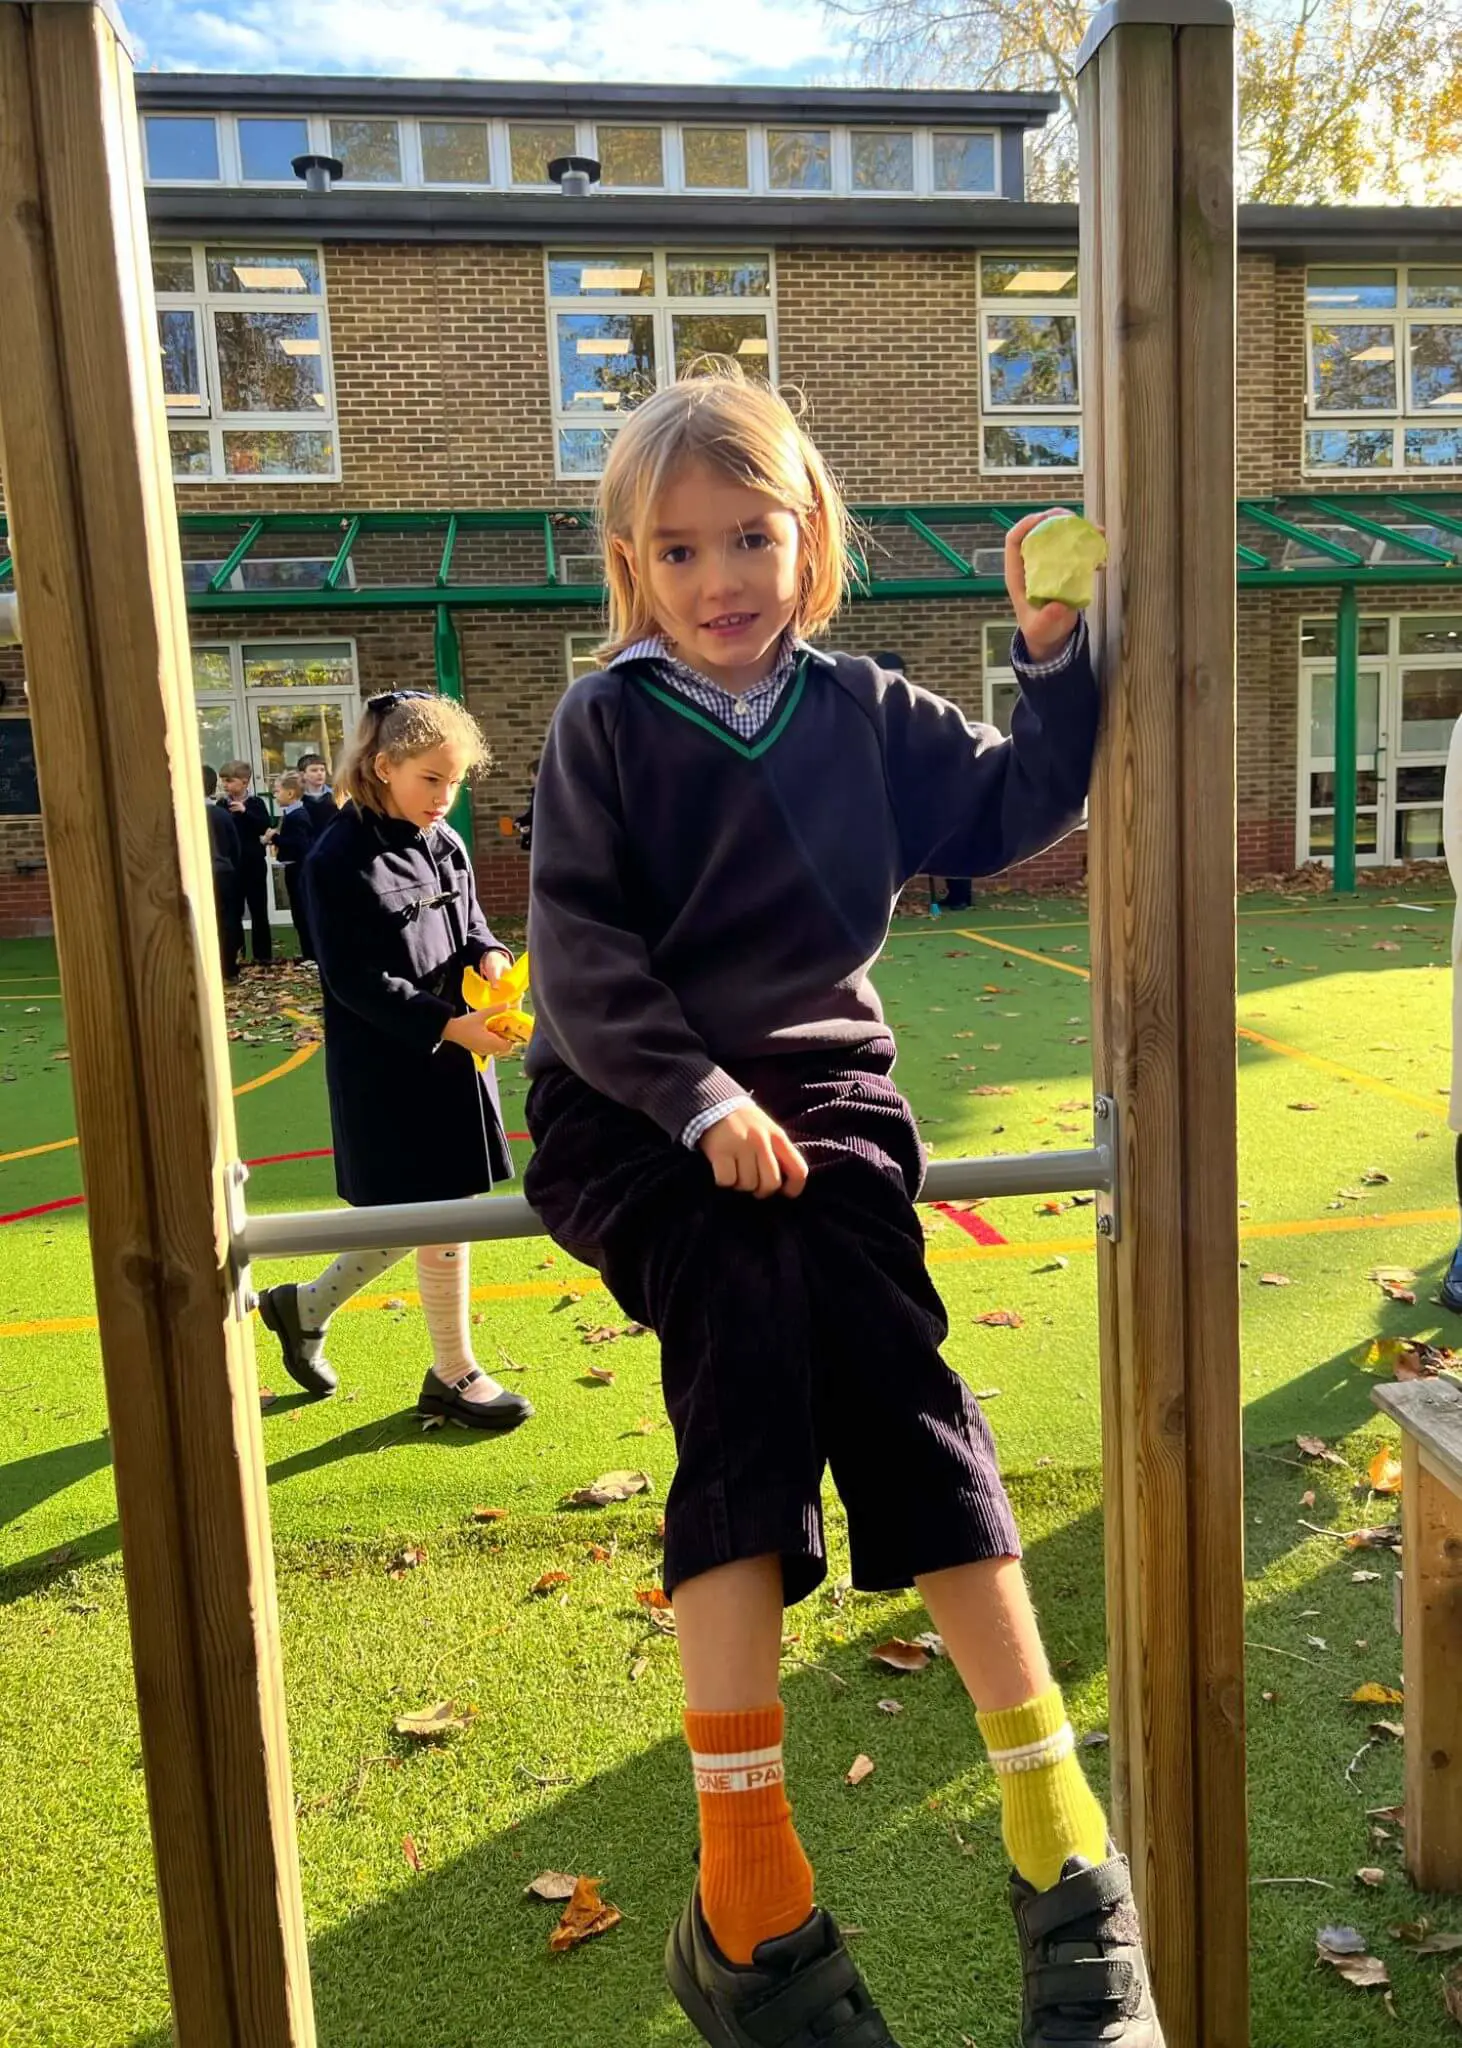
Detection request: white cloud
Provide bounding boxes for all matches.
[128,0,848,83]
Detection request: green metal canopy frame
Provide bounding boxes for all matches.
[3,491,1460,888]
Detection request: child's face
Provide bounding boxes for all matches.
[376,741,467,833]
[301,762,328,792]
[221,775,250,801]
[631,460,802,692]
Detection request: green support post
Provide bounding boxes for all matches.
[434,603,473,848]
[1332,583,1359,895]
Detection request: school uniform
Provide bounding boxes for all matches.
[273,800,316,961]
[524,628,1099,1605]
[217,791,274,963]
[303,787,339,837]
[306,800,513,1207]
[207,799,242,978]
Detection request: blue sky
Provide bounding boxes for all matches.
[124,0,850,85]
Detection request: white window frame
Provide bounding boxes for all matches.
[981,620,1022,735]
[416,117,494,189]
[847,127,919,197]
[545,248,778,482]
[592,122,670,192]
[564,631,605,687]
[231,112,325,187]
[155,242,341,486]
[978,252,1082,477]
[141,111,224,184]
[1303,264,1462,477]
[327,114,407,187]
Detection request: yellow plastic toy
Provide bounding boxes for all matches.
[461,952,534,1069]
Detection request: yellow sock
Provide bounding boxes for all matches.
[976,1685,1109,1892]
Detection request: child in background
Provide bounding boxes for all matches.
[255,690,531,1435]
[216,759,273,967]
[298,751,339,837]
[270,769,315,963]
[524,368,1161,2048]
[202,762,241,982]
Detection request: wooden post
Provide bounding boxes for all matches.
[0,6,314,2042]
[1400,1435,1462,1891]
[1078,6,1249,2046]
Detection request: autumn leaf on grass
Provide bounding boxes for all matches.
[549,1876,622,1953]
[1354,1868,1387,1888]
[531,1571,572,1596]
[471,1506,509,1523]
[1446,1962,1462,2025]
[388,1546,427,1578]
[1379,1281,1416,1305]
[1296,1435,1349,1468]
[587,1545,614,1565]
[1369,1266,1415,1287]
[567,1469,653,1508]
[1361,1169,1392,1187]
[394,1701,472,1741]
[1288,1101,1322,1112]
[581,1326,622,1346]
[1037,1199,1069,1216]
[1259,1274,1292,1288]
[1367,1447,1404,1495]
[975,1308,1025,1329]
[1300,1490,1316,1508]
[1391,1922,1462,1955]
[846,1754,876,1787]
[1346,1524,1402,1550]
[1373,941,1401,952]
[402,1835,423,1874]
[635,1587,672,1610]
[1316,1927,1390,1990]
[971,1084,1017,1098]
[584,1364,616,1386]
[525,1871,578,1902]
[1350,1682,1404,1707]
[870,1639,932,1674]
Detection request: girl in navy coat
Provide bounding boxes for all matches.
[256,690,530,1434]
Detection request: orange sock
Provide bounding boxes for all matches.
[685,1703,814,1965]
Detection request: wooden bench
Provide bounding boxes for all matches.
[1372,1376,1462,1891]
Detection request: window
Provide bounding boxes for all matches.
[598,126,665,188]
[979,255,1081,474]
[511,122,574,186]
[851,131,915,193]
[238,117,308,182]
[153,243,338,483]
[144,116,219,181]
[330,118,402,183]
[565,633,604,685]
[682,127,749,190]
[1305,266,1462,474]
[421,120,491,184]
[768,129,832,191]
[983,622,1020,735]
[546,251,774,478]
[933,131,998,193]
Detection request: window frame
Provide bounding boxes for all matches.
[155,242,342,486]
[1303,263,1462,477]
[977,252,1083,477]
[544,248,778,482]
[141,112,223,184]
[564,631,606,687]
[981,619,1022,736]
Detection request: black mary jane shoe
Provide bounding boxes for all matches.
[256,1283,337,1398]
[1011,1850,1165,2048]
[416,1367,533,1433]
[666,1887,900,2048]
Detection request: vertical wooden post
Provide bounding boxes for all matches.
[0,6,314,2042]
[1400,1432,1462,1892]
[1078,7,1249,2046]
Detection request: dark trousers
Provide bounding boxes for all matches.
[239,858,273,963]
[525,1043,1020,1605]
[282,865,313,961]
[215,869,242,980]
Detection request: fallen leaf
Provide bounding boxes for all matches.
[1260,1274,1292,1288]
[586,1363,616,1385]
[1373,941,1401,952]
[628,1656,650,1683]
[1361,1169,1392,1186]
[629,1417,659,1435]
[1355,1868,1386,1887]
[531,1571,571,1595]
[1446,1963,1462,2024]
[870,1639,932,1674]
[388,1546,426,1576]
[581,1325,622,1345]
[1379,1281,1416,1305]
[1297,1435,1349,1468]
[402,1834,423,1873]
[971,1084,1017,1098]
[1390,1922,1462,1955]
[549,1876,622,1952]
[566,1469,653,1508]
[1370,1720,1405,1741]
[1037,1198,1069,1215]
[974,1308,1025,1329]
[846,1754,876,1787]
[1289,1101,1322,1112]
[876,1699,904,1715]
[472,1506,509,1523]
[525,1871,579,1902]
[1369,1266,1416,1286]
[393,1701,470,1741]
[1306,1636,1329,1652]
[915,1631,946,1658]
[635,1587,672,1610]
[1350,1681,1405,1707]
[1347,1524,1402,1550]
[1351,1570,1382,1583]
[1301,1490,1316,1508]
[1080,1730,1110,1750]
[1318,1925,1369,1955]
[1367,1447,1404,1495]
[587,1545,613,1564]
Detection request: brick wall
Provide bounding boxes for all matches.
[1236,255,1277,495]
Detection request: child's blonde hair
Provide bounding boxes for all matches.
[275,770,303,800]
[336,690,490,815]
[596,360,849,660]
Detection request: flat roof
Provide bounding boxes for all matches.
[135,73,1061,130]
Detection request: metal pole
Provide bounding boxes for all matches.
[1333,583,1359,894]
[434,601,474,846]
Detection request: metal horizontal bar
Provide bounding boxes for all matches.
[1241,502,1365,564]
[1306,496,1454,564]
[236,1144,1112,1261]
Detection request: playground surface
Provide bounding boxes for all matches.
[3,894,1461,2045]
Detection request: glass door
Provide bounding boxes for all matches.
[1388,618,1462,862]
[1300,663,1385,865]
[248,694,354,917]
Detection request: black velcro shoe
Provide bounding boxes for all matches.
[256,1283,337,1398]
[1011,1851,1164,2046]
[416,1368,533,1434]
[666,1887,900,2048]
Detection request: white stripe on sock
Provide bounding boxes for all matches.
[689,1744,785,1773]
[692,1757,786,1796]
[986,1722,1077,1776]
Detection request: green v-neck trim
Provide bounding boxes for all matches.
[633,657,810,760]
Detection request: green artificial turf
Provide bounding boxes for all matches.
[3,895,1462,2045]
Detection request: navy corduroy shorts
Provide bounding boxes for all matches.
[524,1040,1021,1605]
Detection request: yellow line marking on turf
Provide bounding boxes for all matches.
[0,991,63,1002]
[956,929,1092,977]
[0,1009,322,1163]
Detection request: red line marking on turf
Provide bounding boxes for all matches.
[931,1200,1007,1246]
[0,1195,85,1225]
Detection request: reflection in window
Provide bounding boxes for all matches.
[979,256,1082,473]
[1304,428,1395,470]
[1399,666,1462,752]
[222,431,335,477]
[169,432,213,477]
[983,423,1082,470]
[985,316,1079,408]
[554,313,658,415]
[768,129,832,190]
[665,256,771,298]
[682,128,749,188]
[421,121,491,183]
[238,117,309,181]
[207,249,321,294]
[511,123,574,185]
[144,116,219,181]
[672,314,771,378]
[1306,265,1462,474]
[151,245,196,294]
[158,310,204,411]
[215,312,326,414]
[331,119,402,183]
[933,131,997,192]
[548,254,654,298]
[599,127,664,187]
[1310,325,1398,411]
[852,132,915,191]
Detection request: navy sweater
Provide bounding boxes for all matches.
[526,639,1099,1141]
